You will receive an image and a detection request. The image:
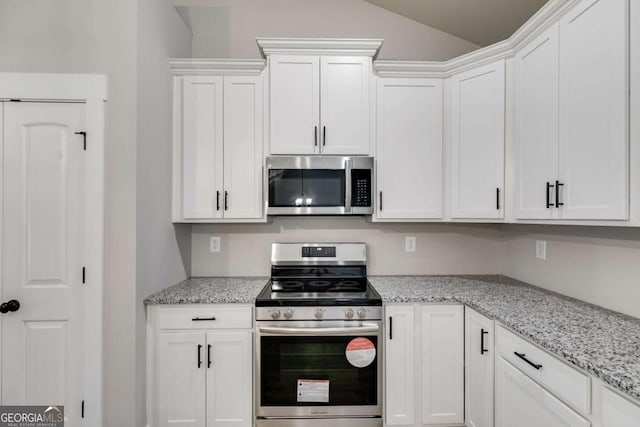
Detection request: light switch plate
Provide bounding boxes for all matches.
[405,236,416,253]
[210,236,221,253]
[536,240,546,260]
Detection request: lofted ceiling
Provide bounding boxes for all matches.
[362,0,549,46]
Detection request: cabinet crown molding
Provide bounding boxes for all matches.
[257,37,383,58]
[169,58,266,76]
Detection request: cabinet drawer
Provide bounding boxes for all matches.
[496,325,590,415]
[155,305,253,330]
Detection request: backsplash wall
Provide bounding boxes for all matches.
[191,218,503,276]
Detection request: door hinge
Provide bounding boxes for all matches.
[82,267,86,284]
[81,400,85,418]
[75,131,87,150]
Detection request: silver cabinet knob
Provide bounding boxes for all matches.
[284,309,294,319]
[357,308,367,319]
[271,310,281,320]
[345,308,354,319]
[314,309,324,320]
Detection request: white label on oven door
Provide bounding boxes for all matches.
[297,379,329,403]
[346,337,376,368]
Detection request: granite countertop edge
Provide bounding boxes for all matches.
[144,274,640,403]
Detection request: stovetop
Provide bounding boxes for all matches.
[255,278,382,307]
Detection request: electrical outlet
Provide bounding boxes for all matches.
[536,240,546,260]
[405,236,416,253]
[209,236,221,253]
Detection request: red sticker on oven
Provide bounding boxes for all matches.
[345,337,376,368]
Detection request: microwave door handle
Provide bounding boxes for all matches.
[258,324,380,335]
[345,158,352,213]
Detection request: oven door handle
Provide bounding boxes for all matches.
[258,324,380,335]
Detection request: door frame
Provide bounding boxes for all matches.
[0,72,107,425]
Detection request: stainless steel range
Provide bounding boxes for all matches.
[255,243,382,427]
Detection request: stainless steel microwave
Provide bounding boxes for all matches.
[266,156,373,215]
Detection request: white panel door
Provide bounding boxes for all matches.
[495,356,590,427]
[2,102,85,423]
[320,56,370,155]
[420,305,464,425]
[157,332,207,427]
[385,305,416,426]
[270,55,320,155]
[223,76,263,219]
[465,308,494,427]
[206,331,253,427]
[558,0,628,219]
[450,60,505,219]
[514,23,560,219]
[182,76,224,219]
[376,78,443,219]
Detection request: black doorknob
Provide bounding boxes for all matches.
[0,300,20,314]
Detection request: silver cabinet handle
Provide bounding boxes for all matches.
[258,324,379,335]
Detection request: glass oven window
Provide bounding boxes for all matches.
[260,335,378,406]
[269,169,345,207]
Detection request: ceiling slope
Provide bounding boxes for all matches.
[362,0,549,46]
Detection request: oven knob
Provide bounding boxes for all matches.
[314,309,324,320]
[357,308,367,319]
[271,309,281,319]
[345,308,354,319]
[284,309,294,319]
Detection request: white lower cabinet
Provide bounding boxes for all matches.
[384,304,464,426]
[600,387,640,427]
[495,356,590,427]
[465,308,494,427]
[149,306,253,427]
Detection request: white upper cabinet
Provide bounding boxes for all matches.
[269,55,320,155]
[513,0,628,221]
[182,76,224,220]
[320,56,371,155]
[514,24,560,220]
[558,0,628,220]
[269,53,371,155]
[376,78,443,219]
[173,60,266,222]
[223,76,264,219]
[450,60,505,219]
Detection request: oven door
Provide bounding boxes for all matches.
[256,320,382,418]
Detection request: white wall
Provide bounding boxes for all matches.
[173,0,480,60]
[191,219,504,276]
[136,0,192,426]
[0,0,138,424]
[501,225,640,319]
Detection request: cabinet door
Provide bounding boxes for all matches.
[376,78,443,219]
[465,308,494,427]
[270,55,320,155]
[602,387,640,427]
[320,56,370,155]
[420,305,464,425]
[223,76,264,219]
[514,24,560,220]
[206,331,253,427]
[450,60,505,219]
[558,0,628,220]
[157,332,207,427]
[385,305,416,426]
[182,76,224,219]
[495,356,590,427]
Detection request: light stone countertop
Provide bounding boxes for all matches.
[144,274,640,402]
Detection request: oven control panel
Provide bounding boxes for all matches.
[301,246,336,257]
[256,306,382,321]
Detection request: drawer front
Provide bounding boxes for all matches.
[602,387,640,426]
[496,325,591,415]
[155,305,253,330]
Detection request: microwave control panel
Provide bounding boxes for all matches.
[351,169,372,207]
